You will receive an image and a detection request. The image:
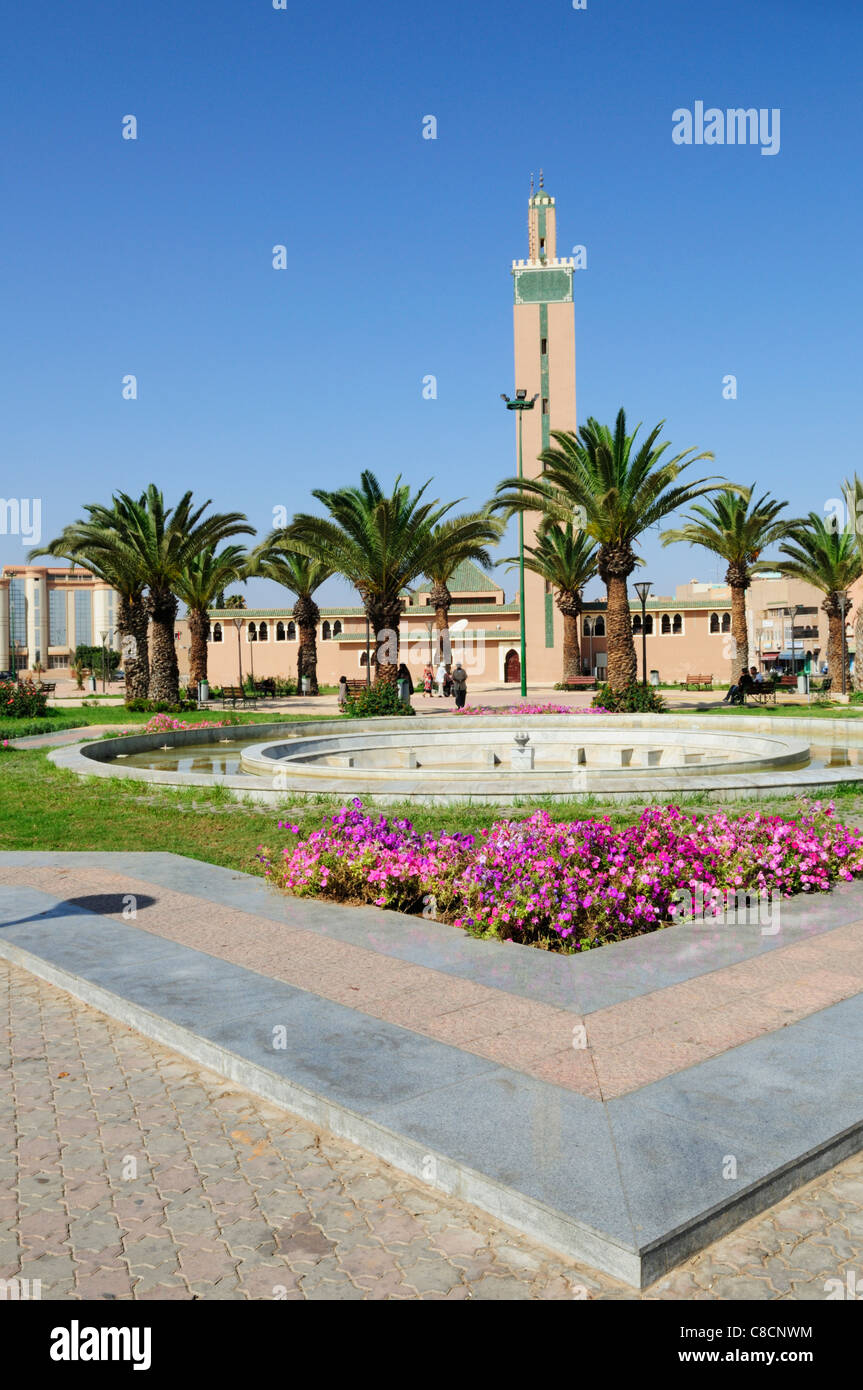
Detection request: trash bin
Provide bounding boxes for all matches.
[649,670,660,687]
[86,675,97,693]
[301,677,310,695]
[198,680,209,704]
[397,678,411,707]
[797,673,809,695]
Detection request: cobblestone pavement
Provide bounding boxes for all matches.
[2,958,862,1301]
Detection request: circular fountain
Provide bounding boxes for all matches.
[47,713,863,804]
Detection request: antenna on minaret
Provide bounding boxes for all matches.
[529,172,534,197]
[539,168,544,190]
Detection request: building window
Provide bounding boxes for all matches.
[287,621,296,641]
[333,620,342,637]
[721,613,731,633]
[49,590,67,647]
[321,620,331,641]
[672,614,682,634]
[276,621,285,641]
[660,614,671,635]
[247,622,257,642]
[360,649,376,667]
[258,621,268,642]
[644,614,653,635]
[74,589,92,647]
[593,615,605,637]
[632,614,642,633]
[48,655,68,669]
[211,622,223,643]
[710,612,720,634]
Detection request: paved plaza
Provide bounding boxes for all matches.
[2,850,863,1291]
[3,956,863,1301]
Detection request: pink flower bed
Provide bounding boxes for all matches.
[257,800,863,952]
[454,703,606,716]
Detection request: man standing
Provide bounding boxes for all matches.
[451,662,468,710]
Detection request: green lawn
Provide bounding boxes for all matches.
[0,705,339,740]
[3,729,863,877]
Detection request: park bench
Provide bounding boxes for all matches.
[682,674,713,690]
[254,678,277,699]
[220,685,258,708]
[750,676,780,705]
[778,675,798,691]
[565,676,598,688]
[38,682,56,695]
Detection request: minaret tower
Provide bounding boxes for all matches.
[511,174,577,682]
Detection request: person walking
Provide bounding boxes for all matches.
[337,675,349,711]
[422,662,433,695]
[451,662,468,710]
[396,662,414,708]
[435,659,448,698]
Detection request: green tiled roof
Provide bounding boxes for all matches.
[414,560,501,595]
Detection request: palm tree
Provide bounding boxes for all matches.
[424,510,504,655]
[30,513,151,700]
[175,545,249,689]
[777,513,861,685]
[495,410,719,690]
[661,485,789,673]
[508,524,598,683]
[222,593,246,610]
[100,487,253,702]
[246,544,334,694]
[284,472,462,685]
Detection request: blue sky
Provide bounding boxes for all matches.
[1,0,860,606]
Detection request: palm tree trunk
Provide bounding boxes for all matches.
[146,588,180,703]
[187,608,209,688]
[730,582,749,672]
[429,583,451,665]
[556,592,582,683]
[369,599,402,686]
[854,606,863,692]
[297,623,318,693]
[825,599,850,689]
[119,593,149,702]
[604,575,637,690]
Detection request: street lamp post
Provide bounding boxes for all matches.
[633,582,653,687]
[501,390,538,699]
[365,616,371,686]
[231,617,243,689]
[99,630,109,693]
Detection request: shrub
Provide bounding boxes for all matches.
[592,681,666,713]
[0,679,49,718]
[75,643,121,672]
[344,682,415,718]
[554,681,596,691]
[124,698,198,714]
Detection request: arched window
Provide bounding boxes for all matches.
[721,613,731,633]
[276,621,285,641]
[661,614,671,635]
[321,620,331,641]
[258,621,268,642]
[672,614,682,634]
[632,614,642,633]
[211,622,222,643]
[583,616,593,637]
[644,614,654,635]
[247,622,257,642]
[593,615,605,637]
[287,621,296,641]
[360,649,376,667]
[710,612,720,634]
[333,620,342,637]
